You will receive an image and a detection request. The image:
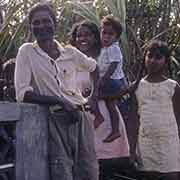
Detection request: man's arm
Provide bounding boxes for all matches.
[15,45,76,111]
[23,91,78,113]
[23,91,62,105]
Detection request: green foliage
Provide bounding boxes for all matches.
[0,0,180,79]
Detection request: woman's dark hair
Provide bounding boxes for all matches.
[69,20,101,58]
[28,3,57,27]
[101,15,122,39]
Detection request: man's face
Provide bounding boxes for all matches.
[30,10,55,42]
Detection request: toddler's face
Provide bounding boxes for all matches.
[100,25,117,47]
[145,50,167,74]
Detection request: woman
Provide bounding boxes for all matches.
[70,20,130,180]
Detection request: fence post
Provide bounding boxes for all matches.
[16,103,49,180]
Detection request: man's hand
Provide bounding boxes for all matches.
[60,97,80,123]
[61,97,78,112]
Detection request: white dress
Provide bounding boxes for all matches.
[135,78,180,172]
[76,72,130,159]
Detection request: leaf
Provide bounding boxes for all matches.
[171,56,180,67]
[65,1,100,26]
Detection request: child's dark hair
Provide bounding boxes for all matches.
[69,20,101,57]
[144,40,171,63]
[28,3,57,27]
[101,15,122,39]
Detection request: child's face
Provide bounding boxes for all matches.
[100,25,117,47]
[76,25,96,53]
[145,50,167,74]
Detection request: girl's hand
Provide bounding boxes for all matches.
[128,81,139,94]
[130,152,142,170]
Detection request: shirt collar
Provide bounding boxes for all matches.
[113,41,119,46]
[102,41,119,49]
[32,40,65,61]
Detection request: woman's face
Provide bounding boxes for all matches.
[30,10,55,42]
[75,25,96,54]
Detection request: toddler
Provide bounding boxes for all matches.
[94,15,127,143]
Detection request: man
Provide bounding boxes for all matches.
[15,3,98,180]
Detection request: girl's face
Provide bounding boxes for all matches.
[145,50,167,74]
[100,24,117,47]
[76,25,96,54]
[30,10,55,42]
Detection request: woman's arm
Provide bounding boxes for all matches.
[99,81,138,100]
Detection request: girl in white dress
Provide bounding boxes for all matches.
[131,40,180,180]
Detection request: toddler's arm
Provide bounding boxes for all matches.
[99,62,118,87]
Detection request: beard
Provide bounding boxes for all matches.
[32,26,54,41]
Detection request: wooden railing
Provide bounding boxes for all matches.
[0,102,50,180]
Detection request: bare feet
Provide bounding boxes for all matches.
[94,114,104,129]
[103,131,121,143]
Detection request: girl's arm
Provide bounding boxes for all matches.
[172,83,180,136]
[99,62,118,87]
[128,93,140,160]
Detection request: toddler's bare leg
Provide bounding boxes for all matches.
[93,103,104,129]
[103,100,120,142]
